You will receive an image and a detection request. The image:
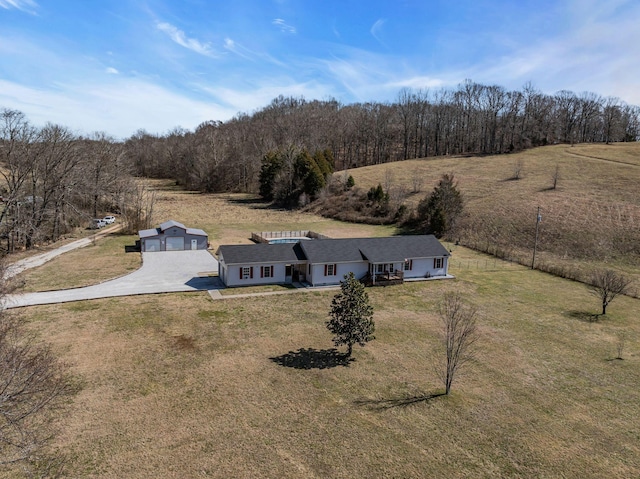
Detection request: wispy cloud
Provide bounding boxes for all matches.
[223,37,286,66]
[0,0,37,14]
[370,18,386,43]
[272,18,296,34]
[157,22,219,57]
[105,67,119,75]
[200,81,332,112]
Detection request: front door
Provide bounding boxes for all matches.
[191,239,198,250]
[285,265,293,283]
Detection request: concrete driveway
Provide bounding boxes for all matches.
[4,250,221,309]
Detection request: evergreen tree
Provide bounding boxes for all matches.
[259,151,284,200]
[294,151,325,198]
[346,175,355,189]
[313,150,334,178]
[326,272,375,357]
[417,173,464,237]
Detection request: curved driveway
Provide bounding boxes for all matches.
[4,250,221,309]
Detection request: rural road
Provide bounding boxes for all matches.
[4,250,221,309]
[4,224,123,279]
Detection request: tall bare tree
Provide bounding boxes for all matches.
[438,291,479,395]
[0,262,74,475]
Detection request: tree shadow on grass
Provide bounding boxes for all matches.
[565,310,601,322]
[270,348,354,369]
[354,392,446,410]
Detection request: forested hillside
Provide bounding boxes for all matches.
[123,81,639,193]
[2,80,639,255]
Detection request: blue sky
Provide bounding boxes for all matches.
[1,0,639,138]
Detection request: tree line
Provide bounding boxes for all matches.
[123,80,639,194]
[0,109,155,254]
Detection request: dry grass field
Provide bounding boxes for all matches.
[341,142,640,289]
[11,247,640,478]
[4,145,640,477]
[12,181,393,293]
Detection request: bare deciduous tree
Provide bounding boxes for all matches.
[615,331,626,360]
[551,164,560,190]
[511,158,524,180]
[0,262,74,476]
[438,291,479,395]
[590,269,632,315]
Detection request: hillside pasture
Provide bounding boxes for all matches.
[14,246,640,478]
[338,143,640,288]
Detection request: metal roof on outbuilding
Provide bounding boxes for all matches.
[139,220,207,239]
[217,243,306,265]
[138,227,160,238]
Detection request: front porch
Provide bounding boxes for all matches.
[360,270,405,287]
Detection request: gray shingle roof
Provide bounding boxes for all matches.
[300,235,449,264]
[359,235,450,262]
[218,235,449,266]
[217,243,306,265]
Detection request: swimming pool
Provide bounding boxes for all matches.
[267,237,312,244]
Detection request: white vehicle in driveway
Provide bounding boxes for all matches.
[91,218,106,229]
[103,215,116,224]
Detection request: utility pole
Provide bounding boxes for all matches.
[531,206,542,269]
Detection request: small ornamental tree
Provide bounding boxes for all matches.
[590,269,632,315]
[327,272,375,357]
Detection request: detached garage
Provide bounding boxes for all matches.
[138,220,208,252]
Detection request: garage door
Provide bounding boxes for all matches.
[166,236,185,251]
[144,239,160,252]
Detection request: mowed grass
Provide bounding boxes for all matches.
[343,143,640,286]
[16,234,141,292]
[19,248,640,478]
[11,182,394,292]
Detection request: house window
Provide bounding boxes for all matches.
[434,258,443,269]
[241,266,253,279]
[324,264,337,276]
[404,259,413,271]
[376,264,384,273]
[261,265,274,278]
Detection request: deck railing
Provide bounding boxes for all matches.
[251,230,329,243]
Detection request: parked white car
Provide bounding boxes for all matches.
[103,215,116,224]
[91,218,107,229]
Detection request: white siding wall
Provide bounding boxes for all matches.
[404,257,448,279]
[309,262,369,286]
[222,263,288,287]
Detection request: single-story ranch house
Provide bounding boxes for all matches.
[216,235,451,287]
[138,220,208,252]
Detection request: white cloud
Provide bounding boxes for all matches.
[386,76,447,90]
[105,67,119,74]
[0,78,237,138]
[272,18,296,34]
[157,22,219,57]
[0,0,37,14]
[199,81,333,113]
